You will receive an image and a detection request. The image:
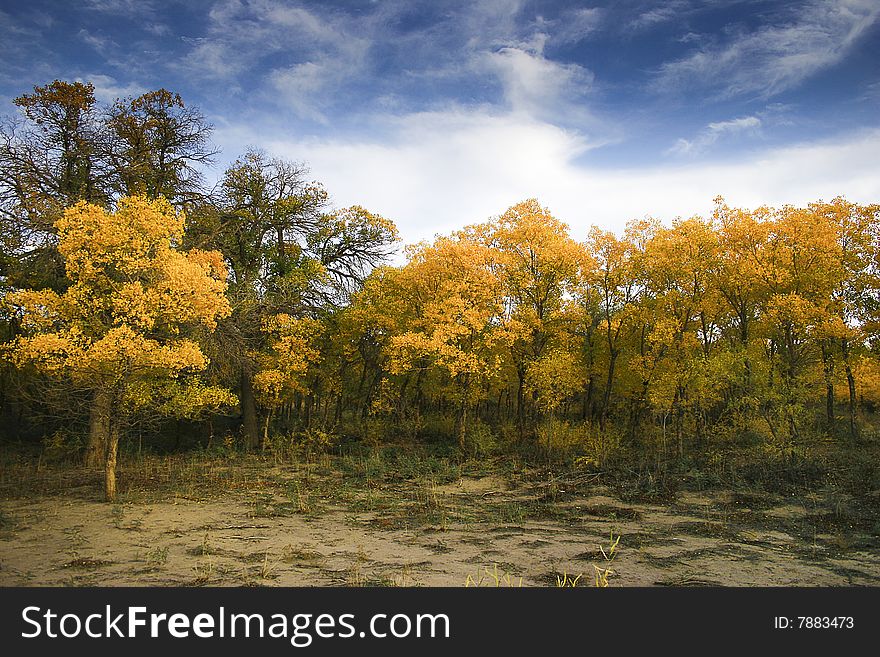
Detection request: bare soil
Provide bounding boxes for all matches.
[1,455,878,586]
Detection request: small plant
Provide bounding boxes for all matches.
[556,571,583,587]
[187,532,216,556]
[464,563,523,587]
[192,559,215,583]
[281,544,323,563]
[259,553,274,579]
[389,563,415,587]
[222,433,238,455]
[464,420,497,458]
[594,531,620,587]
[346,565,365,586]
[146,546,169,565]
[110,504,125,528]
[290,481,313,514]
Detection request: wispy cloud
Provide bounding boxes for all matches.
[653,0,880,99]
[668,115,762,155]
[82,0,156,15]
[77,28,115,55]
[628,0,692,32]
[552,7,603,44]
[182,0,355,79]
[178,0,372,121]
[177,0,606,128]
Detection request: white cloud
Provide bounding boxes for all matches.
[83,0,156,15]
[75,73,146,102]
[255,109,591,248]
[669,115,762,155]
[215,108,880,260]
[629,0,691,31]
[483,45,594,122]
[77,29,114,55]
[654,0,880,98]
[182,0,367,80]
[553,7,603,44]
[269,62,336,124]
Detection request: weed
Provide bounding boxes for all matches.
[281,544,323,563]
[594,531,620,587]
[111,504,124,528]
[187,532,216,557]
[146,546,169,565]
[555,572,583,587]
[290,481,313,514]
[259,553,274,579]
[464,563,523,587]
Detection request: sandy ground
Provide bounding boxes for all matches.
[2,463,878,587]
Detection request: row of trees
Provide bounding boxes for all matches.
[2,80,879,500]
[352,197,880,455]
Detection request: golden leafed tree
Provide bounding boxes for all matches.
[3,195,233,500]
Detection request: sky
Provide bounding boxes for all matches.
[2,0,879,255]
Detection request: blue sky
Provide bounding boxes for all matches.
[2,0,879,250]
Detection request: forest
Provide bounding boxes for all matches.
[1,80,879,587]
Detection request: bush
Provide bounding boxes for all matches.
[536,419,621,466]
[41,429,83,463]
[464,419,497,458]
[264,428,339,463]
[418,413,456,443]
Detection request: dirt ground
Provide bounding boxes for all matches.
[1,456,879,586]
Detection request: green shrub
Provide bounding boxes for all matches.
[464,420,497,458]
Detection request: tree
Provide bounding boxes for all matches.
[2,196,233,500]
[389,234,506,448]
[0,80,109,292]
[186,150,329,448]
[105,89,215,203]
[817,198,880,439]
[252,313,321,443]
[187,150,397,447]
[484,200,588,434]
[586,227,640,430]
[638,216,719,451]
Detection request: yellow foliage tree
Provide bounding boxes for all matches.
[485,200,591,432]
[3,195,233,500]
[252,313,321,442]
[389,234,507,448]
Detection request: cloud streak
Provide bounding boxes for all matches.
[654,0,880,99]
[668,115,762,155]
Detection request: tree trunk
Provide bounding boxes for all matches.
[104,421,119,502]
[240,372,260,450]
[516,366,526,439]
[263,411,271,448]
[820,341,835,431]
[599,351,617,431]
[846,365,857,440]
[86,387,111,468]
[455,400,467,451]
[842,338,858,441]
[455,375,470,451]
